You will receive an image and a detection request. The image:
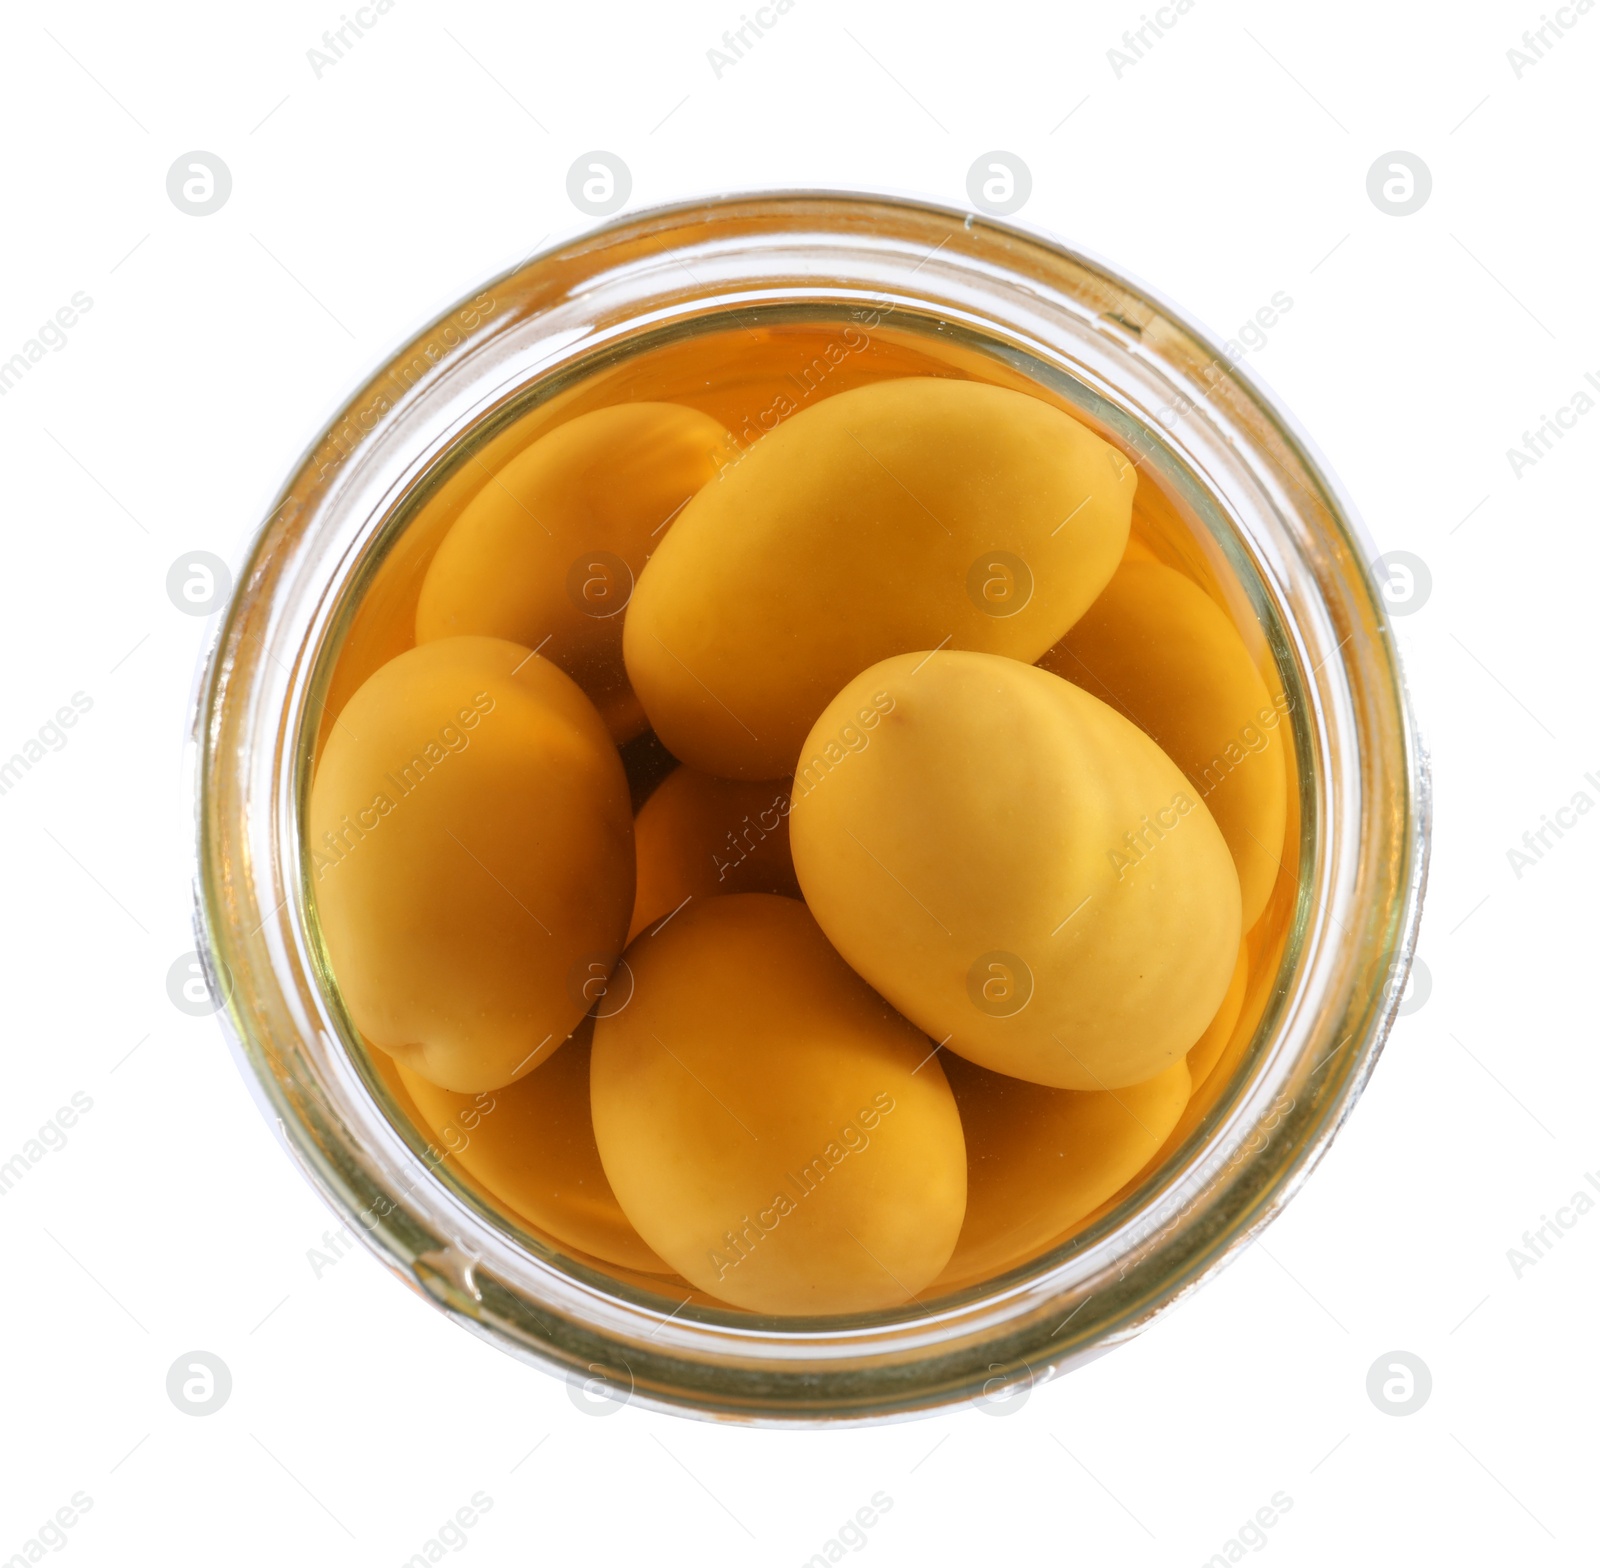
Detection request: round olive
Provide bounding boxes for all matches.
[623,377,1135,778]
[310,636,634,1093]
[789,650,1242,1090]
[591,894,967,1314]
[629,767,799,940]
[1039,559,1287,927]
[395,1021,668,1272]
[936,1053,1191,1289]
[416,403,732,742]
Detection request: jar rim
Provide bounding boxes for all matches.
[192,188,1429,1424]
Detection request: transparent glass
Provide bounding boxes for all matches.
[191,192,1428,1423]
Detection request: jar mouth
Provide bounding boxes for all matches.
[192,189,1429,1424]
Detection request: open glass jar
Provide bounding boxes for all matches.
[191,191,1427,1423]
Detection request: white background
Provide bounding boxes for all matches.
[1,0,1594,1563]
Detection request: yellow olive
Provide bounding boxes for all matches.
[1185,941,1249,1090]
[309,636,634,1093]
[394,1021,669,1272]
[623,377,1136,778]
[415,403,733,742]
[788,650,1242,1090]
[1039,559,1287,927]
[629,767,799,940]
[935,1054,1191,1288]
[590,894,967,1314]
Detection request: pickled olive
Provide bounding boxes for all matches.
[788,650,1242,1091]
[935,1054,1191,1288]
[629,766,800,940]
[395,1022,669,1273]
[416,403,734,742]
[1038,559,1288,928]
[1185,941,1249,1091]
[622,378,1136,779]
[310,636,634,1094]
[590,895,967,1314]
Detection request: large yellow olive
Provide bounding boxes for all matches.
[309,636,634,1094]
[590,894,967,1314]
[1039,559,1288,927]
[623,377,1136,778]
[629,767,799,940]
[394,1022,668,1272]
[788,650,1242,1090]
[935,1054,1191,1288]
[415,403,733,742]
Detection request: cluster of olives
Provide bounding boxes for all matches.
[309,375,1287,1315]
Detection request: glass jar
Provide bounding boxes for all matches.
[190,191,1428,1424]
